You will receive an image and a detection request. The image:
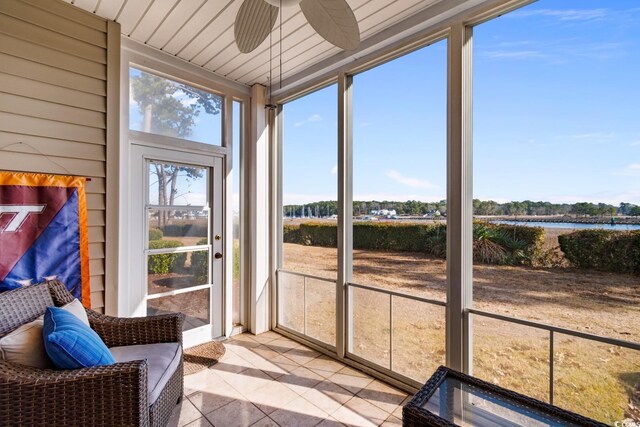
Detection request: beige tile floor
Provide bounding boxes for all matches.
[168,331,410,427]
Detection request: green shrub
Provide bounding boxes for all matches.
[161,224,208,238]
[282,220,544,266]
[559,230,640,274]
[148,227,164,241]
[283,223,304,244]
[148,240,186,274]
[191,238,209,282]
[300,223,338,247]
[353,222,447,252]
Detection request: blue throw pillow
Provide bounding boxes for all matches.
[43,306,115,369]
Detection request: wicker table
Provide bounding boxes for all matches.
[403,366,608,427]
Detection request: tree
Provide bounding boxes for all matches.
[619,203,638,216]
[150,162,204,227]
[131,71,221,226]
[571,202,596,217]
[131,71,221,138]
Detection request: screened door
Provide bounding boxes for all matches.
[130,146,223,346]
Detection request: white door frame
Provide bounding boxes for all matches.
[119,41,251,336]
[129,143,224,346]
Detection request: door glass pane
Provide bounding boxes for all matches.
[129,67,223,146]
[147,288,210,331]
[147,249,209,294]
[148,161,208,207]
[147,208,208,245]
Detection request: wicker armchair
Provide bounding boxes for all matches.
[0,280,185,427]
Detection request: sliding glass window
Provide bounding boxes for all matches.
[279,85,338,346]
[348,39,448,382]
[471,2,640,423]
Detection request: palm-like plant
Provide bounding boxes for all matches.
[473,223,527,265]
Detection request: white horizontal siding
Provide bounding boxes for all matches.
[0,0,111,311]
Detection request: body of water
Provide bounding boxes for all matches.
[492,220,640,231]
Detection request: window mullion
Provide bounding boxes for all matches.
[337,73,353,359]
[446,22,474,374]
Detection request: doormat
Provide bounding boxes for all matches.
[183,341,226,375]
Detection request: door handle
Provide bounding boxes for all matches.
[214,252,223,259]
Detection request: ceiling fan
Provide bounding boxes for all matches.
[234,0,361,54]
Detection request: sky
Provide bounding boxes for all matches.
[282,0,640,206]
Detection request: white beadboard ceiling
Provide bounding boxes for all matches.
[64,0,479,89]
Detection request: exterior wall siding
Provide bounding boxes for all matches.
[0,0,117,312]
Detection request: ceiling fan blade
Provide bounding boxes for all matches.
[235,0,279,54]
[299,0,360,51]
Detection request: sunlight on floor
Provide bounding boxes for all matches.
[169,331,408,427]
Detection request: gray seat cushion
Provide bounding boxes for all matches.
[110,342,182,405]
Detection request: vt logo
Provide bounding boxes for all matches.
[0,205,46,232]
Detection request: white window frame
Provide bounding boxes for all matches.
[270,0,539,392]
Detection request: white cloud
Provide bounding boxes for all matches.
[568,42,629,61]
[331,164,338,175]
[611,163,640,176]
[294,114,322,127]
[510,8,608,22]
[480,42,629,63]
[569,132,615,140]
[481,50,546,60]
[385,170,439,190]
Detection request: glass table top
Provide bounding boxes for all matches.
[422,377,584,427]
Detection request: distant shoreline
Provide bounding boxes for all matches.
[476,215,640,225]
